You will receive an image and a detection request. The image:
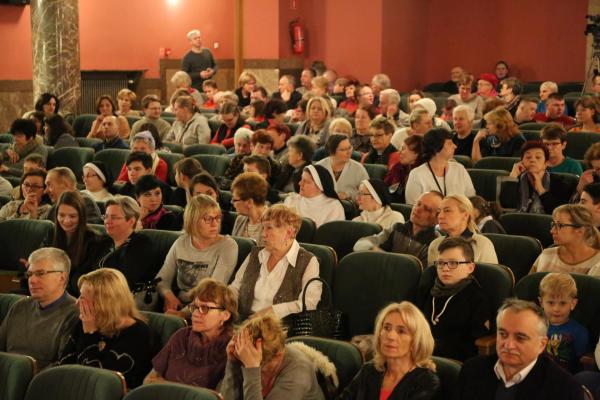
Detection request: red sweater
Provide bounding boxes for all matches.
[117,157,168,183]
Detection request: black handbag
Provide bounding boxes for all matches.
[283,277,347,339]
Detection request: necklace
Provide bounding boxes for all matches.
[430,295,456,326]
[426,162,447,196]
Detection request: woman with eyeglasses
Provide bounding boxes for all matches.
[189,172,236,235]
[81,161,114,202]
[58,268,152,389]
[354,179,405,230]
[316,134,369,200]
[0,169,50,221]
[229,204,322,322]
[230,172,268,245]
[145,278,237,388]
[156,195,238,315]
[417,236,491,362]
[427,195,498,267]
[532,204,600,276]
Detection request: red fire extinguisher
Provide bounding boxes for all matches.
[290,19,305,54]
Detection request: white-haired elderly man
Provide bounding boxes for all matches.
[0,248,79,369]
[115,131,168,184]
[379,88,408,128]
[456,299,583,400]
[182,29,217,92]
[451,105,476,157]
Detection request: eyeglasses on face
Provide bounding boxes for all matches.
[202,215,222,224]
[433,260,471,269]
[22,183,44,190]
[550,221,582,230]
[26,269,63,279]
[189,303,224,314]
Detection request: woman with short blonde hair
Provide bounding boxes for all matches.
[533,204,600,276]
[58,268,152,388]
[156,195,238,313]
[235,71,258,108]
[295,96,332,146]
[427,194,498,266]
[116,88,141,117]
[340,302,439,399]
[220,313,325,399]
[231,172,269,244]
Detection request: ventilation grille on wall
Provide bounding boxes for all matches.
[80,71,143,114]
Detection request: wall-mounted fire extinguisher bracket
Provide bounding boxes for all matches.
[289,19,305,55]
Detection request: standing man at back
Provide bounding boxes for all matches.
[182,29,217,92]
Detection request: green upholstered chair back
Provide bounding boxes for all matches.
[333,252,422,338]
[299,242,338,288]
[314,220,381,260]
[72,114,97,137]
[156,151,184,187]
[287,336,363,392]
[0,293,25,324]
[0,220,54,272]
[390,203,413,222]
[432,356,461,400]
[499,212,554,248]
[123,382,222,400]
[297,217,317,243]
[24,365,125,400]
[467,168,508,202]
[363,163,387,181]
[47,147,95,183]
[75,137,102,149]
[183,143,227,157]
[161,142,183,154]
[0,352,37,400]
[93,148,130,184]
[483,233,542,282]
[473,156,520,172]
[516,272,600,346]
[140,311,187,348]
[138,229,182,278]
[565,132,600,160]
[229,236,256,283]
[190,154,230,178]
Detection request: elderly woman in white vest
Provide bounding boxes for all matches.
[229,204,322,321]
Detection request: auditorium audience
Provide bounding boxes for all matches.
[541,123,583,175]
[171,157,204,208]
[235,71,257,109]
[353,179,405,230]
[131,94,172,139]
[538,272,589,373]
[418,236,491,361]
[9,153,45,201]
[469,195,506,234]
[1,118,48,177]
[97,195,156,288]
[361,115,399,169]
[47,191,109,295]
[81,161,114,202]
[0,247,79,369]
[156,195,238,313]
[231,172,268,245]
[339,302,439,399]
[391,109,433,150]
[354,191,442,267]
[569,95,600,133]
[44,114,78,148]
[536,81,560,114]
[513,96,539,125]
[427,195,498,266]
[273,74,302,110]
[0,169,50,221]
[145,278,236,388]
[115,131,168,183]
[384,135,424,202]
[580,182,600,226]
[166,95,210,146]
[91,115,129,151]
[211,102,248,148]
[498,77,522,115]
[230,204,322,321]
[170,70,204,106]
[351,105,378,153]
[295,96,332,146]
[87,95,130,139]
[506,141,573,214]
[532,204,600,276]
[449,74,485,120]
[534,93,576,129]
[201,80,219,110]
[43,167,103,224]
[135,175,180,231]
[220,313,325,400]
[576,142,600,195]
[472,108,525,162]
[338,78,360,114]
[405,129,475,205]
[274,135,314,193]
[456,299,583,400]
[116,88,141,117]
[189,172,236,235]
[317,133,369,200]
[34,92,60,118]
[58,268,152,388]
[451,105,476,157]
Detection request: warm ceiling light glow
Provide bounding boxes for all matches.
[167,0,178,6]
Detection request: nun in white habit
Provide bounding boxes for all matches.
[283,164,345,227]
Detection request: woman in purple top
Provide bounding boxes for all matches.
[144,278,237,388]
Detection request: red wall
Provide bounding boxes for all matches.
[0,1,590,87]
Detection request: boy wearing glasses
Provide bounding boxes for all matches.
[538,273,589,373]
[0,248,78,368]
[417,236,491,361]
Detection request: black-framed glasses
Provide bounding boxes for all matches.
[189,304,224,314]
[22,183,44,190]
[550,221,582,230]
[26,270,63,279]
[202,214,222,224]
[434,260,471,269]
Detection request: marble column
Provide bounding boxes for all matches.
[30,0,80,114]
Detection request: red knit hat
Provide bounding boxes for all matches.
[478,73,498,87]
